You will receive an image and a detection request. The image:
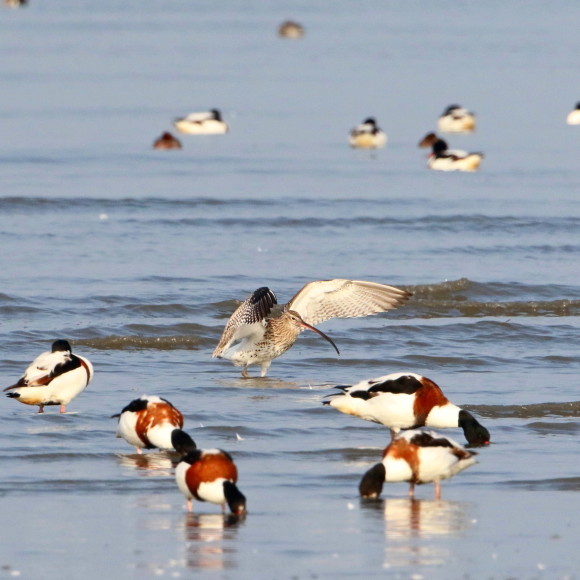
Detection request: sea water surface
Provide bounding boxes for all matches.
[1,1,580,579]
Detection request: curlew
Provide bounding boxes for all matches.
[213,279,411,378]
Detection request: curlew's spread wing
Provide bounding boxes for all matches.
[212,287,277,357]
[286,279,411,326]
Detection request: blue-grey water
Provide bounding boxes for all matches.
[1,1,580,578]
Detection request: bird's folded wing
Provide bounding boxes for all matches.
[213,287,277,356]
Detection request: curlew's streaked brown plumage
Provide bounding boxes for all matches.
[212,279,411,378]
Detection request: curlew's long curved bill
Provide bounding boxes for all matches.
[298,319,340,356]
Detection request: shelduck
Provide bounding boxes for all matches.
[324,372,490,446]
[427,137,484,172]
[437,104,476,133]
[172,430,246,515]
[566,102,580,125]
[4,339,93,414]
[349,118,387,149]
[173,109,229,135]
[359,429,478,500]
[112,395,184,453]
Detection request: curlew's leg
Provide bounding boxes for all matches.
[241,366,249,379]
[59,404,67,414]
[408,482,415,499]
[186,499,192,513]
[38,405,44,414]
[434,481,441,500]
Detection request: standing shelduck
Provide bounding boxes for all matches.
[349,118,387,149]
[173,109,229,135]
[213,280,411,378]
[359,429,478,500]
[437,104,476,133]
[566,102,580,125]
[324,372,490,446]
[4,340,93,414]
[172,430,247,515]
[112,395,185,453]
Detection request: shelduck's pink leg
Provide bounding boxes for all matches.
[434,481,441,500]
[59,404,67,414]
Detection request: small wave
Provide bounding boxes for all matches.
[467,401,580,419]
[503,477,580,491]
[79,335,209,350]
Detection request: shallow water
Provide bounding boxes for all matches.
[1,1,580,578]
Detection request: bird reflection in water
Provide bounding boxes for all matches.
[362,498,474,568]
[115,452,175,477]
[182,512,244,570]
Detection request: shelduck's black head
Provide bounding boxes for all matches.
[362,117,377,127]
[52,340,72,353]
[171,429,197,456]
[443,104,461,115]
[223,481,247,515]
[432,138,449,156]
[458,409,490,446]
[359,463,386,499]
[210,108,222,121]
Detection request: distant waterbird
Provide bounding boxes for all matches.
[566,102,580,125]
[359,429,478,500]
[437,104,476,133]
[324,372,490,446]
[427,137,484,172]
[213,279,411,378]
[278,20,305,38]
[173,109,229,135]
[349,117,387,149]
[4,340,93,414]
[153,131,182,150]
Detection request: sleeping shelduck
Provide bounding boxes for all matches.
[324,372,490,446]
[4,339,93,414]
[173,109,229,135]
[172,430,247,515]
[359,429,478,500]
[112,395,184,453]
[349,117,387,149]
[437,104,476,133]
[427,137,484,172]
[566,102,580,125]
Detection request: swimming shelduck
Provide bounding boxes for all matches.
[437,104,476,133]
[566,102,580,125]
[172,430,247,515]
[278,20,305,38]
[4,339,93,414]
[427,137,484,172]
[359,429,478,500]
[112,395,185,453]
[324,372,490,446]
[153,132,182,150]
[349,118,387,149]
[173,109,229,135]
